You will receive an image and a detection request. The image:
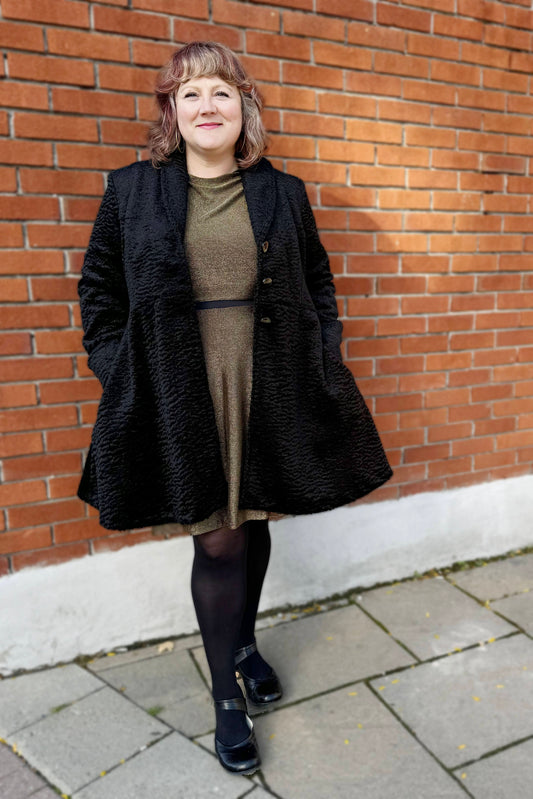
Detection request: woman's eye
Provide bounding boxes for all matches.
[183,92,197,98]
[215,91,230,97]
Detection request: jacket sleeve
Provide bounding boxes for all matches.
[298,179,344,361]
[77,172,129,389]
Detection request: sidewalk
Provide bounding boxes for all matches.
[1,548,533,799]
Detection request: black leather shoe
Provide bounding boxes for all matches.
[213,696,261,775]
[235,641,283,705]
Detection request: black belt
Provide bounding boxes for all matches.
[194,299,254,309]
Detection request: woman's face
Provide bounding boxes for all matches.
[175,75,243,165]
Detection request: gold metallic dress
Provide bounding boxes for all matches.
[152,171,289,537]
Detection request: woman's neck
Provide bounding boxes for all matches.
[186,149,238,178]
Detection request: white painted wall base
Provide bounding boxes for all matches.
[1,475,532,676]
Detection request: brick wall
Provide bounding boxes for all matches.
[1,0,532,574]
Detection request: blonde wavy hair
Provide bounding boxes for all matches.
[148,41,268,169]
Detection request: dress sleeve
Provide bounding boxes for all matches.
[77,172,129,388]
[298,179,344,361]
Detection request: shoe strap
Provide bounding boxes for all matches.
[234,641,257,665]
[213,696,247,712]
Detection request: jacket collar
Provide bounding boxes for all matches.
[160,148,276,249]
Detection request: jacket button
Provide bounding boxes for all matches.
[260,316,271,324]
[262,277,272,284]
[262,241,269,253]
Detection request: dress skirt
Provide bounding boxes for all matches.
[152,303,289,537]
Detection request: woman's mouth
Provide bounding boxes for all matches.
[197,123,222,129]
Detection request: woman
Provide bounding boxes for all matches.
[77,41,393,775]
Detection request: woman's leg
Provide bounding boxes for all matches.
[190,523,250,745]
[235,519,274,679]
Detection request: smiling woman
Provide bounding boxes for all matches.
[77,40,393,780]
[175,76,243,176]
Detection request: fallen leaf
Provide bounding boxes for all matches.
[157,641,174,654]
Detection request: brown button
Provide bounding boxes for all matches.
[260,316,271,324]
[262,277,272,284]
[262,241,269,253]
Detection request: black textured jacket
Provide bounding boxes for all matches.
[77,150,393,530]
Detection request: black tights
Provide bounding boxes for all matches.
[190,519,271,743]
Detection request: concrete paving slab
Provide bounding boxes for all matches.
[453,737,533,798]
[87,635,203,673]
[369,634,533,767]
[9,686,169,795]
[0,743,22,777]
[33,788,61,798]
[449,553,533,601]
[196,682,466,798]
[96,647,214,737]
[192,604,414,713]
[246,787,278,798]
[490,591,533,635]
[0,762,49,798]
[353,576,514,659]
[71,732,255,799]
[0,664,103,737]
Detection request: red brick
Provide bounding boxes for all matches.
[283,112,342,138]
[47,29,129,62]
[319,93,376,119]
[212,0,280,31]
[484,69,528,94]
[52,88,135,119]
[261,85,316,112]
[248,31,310,61]
[375,52,429,78]
[285,160,346,184]
[0,168,17,192]
[379,190,430,208]
[0,140,53,166]
[314,41,372,70]
[283,62,343,90]
[407,32,460,59]
[347,72,402,96]
[434,12,483,39]
[453,254,498,272]
[404,80,455,104]
[173,19,242,50]
[14,113,98,143]
[99,64,158,94]
[101,120,149,146]
[94,5,170,38]
[378,145,429,167]
[0,224,23,246]
[402,256,449,275]
[0,197,59,221]
[382,102,431,125]
[321,187,375,207]
[1,0,89,27]
[319,140,374,163]
[0,21,45,51]
[267,135,315,159]
[8,53,94,86]
[20,169,103,196]
[350,211,402,230]
[378,233,428,252]
[285,11,345,41]
[377,3,431,32]
[315,0,373,21]
[56,144,136,170]
[133,0,208,16]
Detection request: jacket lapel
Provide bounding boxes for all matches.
[239,157,276,247]
[160,149,189,246]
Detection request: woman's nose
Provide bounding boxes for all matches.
[199,94,216,113]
